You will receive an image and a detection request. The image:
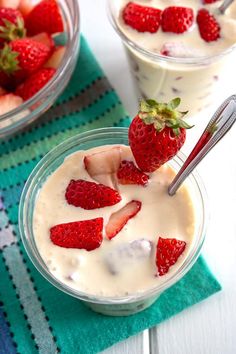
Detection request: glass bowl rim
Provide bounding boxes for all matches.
[0,0,80,124]
[19,127,208,304]
[106,0,236,65]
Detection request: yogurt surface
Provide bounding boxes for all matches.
[117,0,236,57]
[33,145,196,297]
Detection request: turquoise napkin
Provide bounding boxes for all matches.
[0,36,221,354]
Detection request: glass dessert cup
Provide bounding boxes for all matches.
[0,0,80,139]
[107,0,236,116]
[19,127,208,316]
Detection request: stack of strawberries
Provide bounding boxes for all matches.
[0,0,65,116]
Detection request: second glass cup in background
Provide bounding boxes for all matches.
[107,0,236,116]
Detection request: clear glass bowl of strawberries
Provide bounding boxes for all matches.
[0,0,80,138]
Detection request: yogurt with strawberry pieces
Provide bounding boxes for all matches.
[33,98,198,297]
[112,0,236,115]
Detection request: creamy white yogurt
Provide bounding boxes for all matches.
[113,0,236,115]
[33,145,196,297]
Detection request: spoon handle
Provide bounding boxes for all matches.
[218,0,234,14]
[168,95,236,196]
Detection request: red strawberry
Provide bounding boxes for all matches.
[156,237,186,276]
[117,160,149,186]
[197,9,220,42]
[84,147,122,188]
[0,39,51,87]
[203,0,219,3]
[65,179,122,210]
[31,32,55,53]
[50,218,103,251]
[15,67,55,100]
[106,200,142,240]
[0,7,25,45]
[161,6,194,34]
[25,0,64,35]
[128,98,192,172]
[122,2,162,33]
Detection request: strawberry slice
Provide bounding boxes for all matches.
[84,147,121,188]
[0,93,22,115]
[50,218,103,251]
[25,0,64,35]
[197,9,220,42]
[44,46,65,69]
[161,6,194,34]
[106,200,142,240]
[122,2,162,33]
[156,237,186,276]
[0,38,51,87]
[203,0,219,3]
[117,160,149,186]
[15,67,56,101]
[31,32,55,52]
[65,179,122,210]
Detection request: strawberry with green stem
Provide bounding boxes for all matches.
[128,98,193,172]
[156,237,186,276]
[0,38,51,88]
[0,7,26,46]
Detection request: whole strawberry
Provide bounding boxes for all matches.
[128,98,192,172]
[50,218,104,251]
[197,9,220,42]
[25,0,64,35]
[161,6,194,34]
[0,7,25,46]
[15,67,56,100]
[122,2,162,33]
[0,39,51,87]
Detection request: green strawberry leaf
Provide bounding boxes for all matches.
[168,97,181,110]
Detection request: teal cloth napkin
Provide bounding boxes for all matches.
[0,36,221,354]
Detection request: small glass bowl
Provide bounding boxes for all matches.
[0,0,80,139]
[19,127,208,316]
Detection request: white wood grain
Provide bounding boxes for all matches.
[80,1,236,353]
[101,331,149,354]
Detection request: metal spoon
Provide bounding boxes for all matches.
[218,0,234,14]
[168,95,236,196]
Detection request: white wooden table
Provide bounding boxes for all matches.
[80,1,236,353]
